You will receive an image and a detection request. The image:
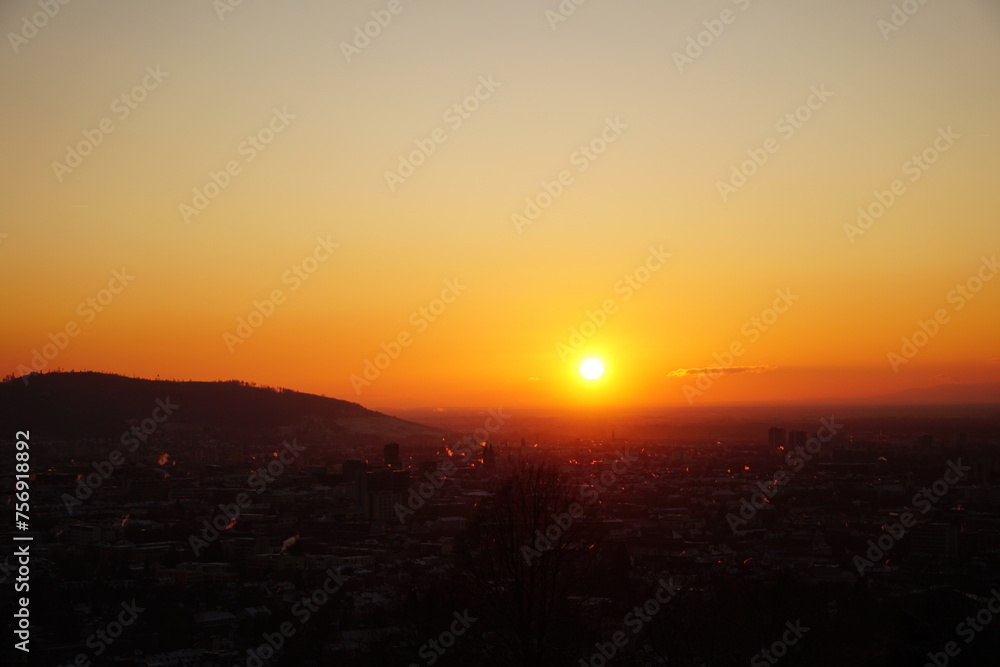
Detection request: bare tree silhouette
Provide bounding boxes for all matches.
[457,464,598,667]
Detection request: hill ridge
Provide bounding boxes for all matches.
[0,370,447,445]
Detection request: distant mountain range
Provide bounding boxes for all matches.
[841,381,1000,405]
[0,371,449,444]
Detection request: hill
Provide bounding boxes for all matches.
[0,371,449,445]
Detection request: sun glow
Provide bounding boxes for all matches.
[580,358,605,380]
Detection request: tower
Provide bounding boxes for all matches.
[768,427,786,449]
[383,442,401,469]
[788,430,807,449]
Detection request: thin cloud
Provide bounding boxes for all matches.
[668,365,776,378]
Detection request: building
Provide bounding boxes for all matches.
[788,430,807,449]
[364,469,410,522]
[482,443,496,469]
[383,442,401,469]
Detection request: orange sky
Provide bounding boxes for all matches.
[2,0,999,409]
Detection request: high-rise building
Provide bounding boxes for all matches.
[768,427,786,449]
[342,460,367,508]
[383,442,401,469]
[364,469,410,522]
[788,430,807,449]
[482,443,496,469]
[342,459,366,481]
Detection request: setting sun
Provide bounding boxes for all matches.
[579,358,605,381]
[3,2,999,662]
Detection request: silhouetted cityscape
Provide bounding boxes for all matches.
[3,373,1000,665]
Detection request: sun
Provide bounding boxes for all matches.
[579,358,605,380]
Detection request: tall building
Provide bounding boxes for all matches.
[482,443,496,469]
[342,459,366,481]
[788,430,807,449]
[768,427,787,449]
[383,442,401,469]
[342,460,367,509]
[364,469,410,522]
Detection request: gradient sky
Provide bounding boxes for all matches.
[2,0,999,409]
